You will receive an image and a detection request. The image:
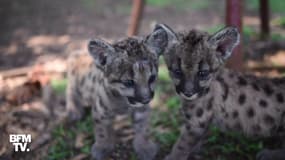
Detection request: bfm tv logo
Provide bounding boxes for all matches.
[9,134,31,152]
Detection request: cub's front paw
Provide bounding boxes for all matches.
[91,143,113,160]
[256,149,273,160]
[133,137,158,160]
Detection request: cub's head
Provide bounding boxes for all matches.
[88,29,167,107]
[157,24,240,100]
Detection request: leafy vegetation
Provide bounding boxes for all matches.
[273,17,285,28]
[146,0,211,10]
[245,0,285,15]
[202,126,265,160]
[47,114,93,160]
[50,79,67,95]
[146,0,285,15]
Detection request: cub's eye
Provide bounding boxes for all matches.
[198,70,209,80]
[148,75,156,84]
[122,80,135,87]
[173,69,183,78]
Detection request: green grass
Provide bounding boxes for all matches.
[146,0,285,14]
[50,78,67,94]
[146,0,172,7]
[242,25,285,42]
[271,33,285,41]
[203,126,265,160]
[205,25,256,38]
[269,0,285,14]
[47,125,76,160]
[205,25,225,34]
[151,108,180,147]
[116,4,132,14]
[273,17,285,28]
[81,0,96,10]
[47,114,93,160]
[246,0,285,14]
[146,0,211,10]
[206,24,285,44]
[158,65,171,83]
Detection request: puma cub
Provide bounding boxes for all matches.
[66,28,167,160]
[155,24,285,160]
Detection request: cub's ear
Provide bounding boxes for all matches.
[145,23,178,57]
[88,38,115,67]
[208,26,240,61]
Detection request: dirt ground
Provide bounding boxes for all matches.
[0,0,285,160]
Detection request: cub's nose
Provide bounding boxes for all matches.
[140,97,151,104]
[139,91,154,104]
[183,91,194,97]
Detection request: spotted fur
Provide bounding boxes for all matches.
[66,29,167,160]
[156,24,285,160]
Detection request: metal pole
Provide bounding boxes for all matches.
[127,0,145,37]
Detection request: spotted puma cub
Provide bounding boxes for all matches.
[154,24,285,160]
[66,29,167,160]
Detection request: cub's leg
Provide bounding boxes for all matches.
[164,125,207,160]
[132,107,158,160]
[164,109,210,160]
[91,105,115,160]
[65,85,84,121]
